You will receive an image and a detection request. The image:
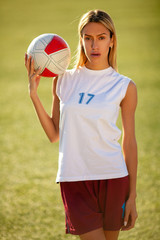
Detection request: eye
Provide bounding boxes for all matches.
[84,37,91,40]
[99,36,105,40]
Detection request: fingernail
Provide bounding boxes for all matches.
[124,221,127,226]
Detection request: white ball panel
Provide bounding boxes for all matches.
[58,55,70,69]
[34,52,49,71]
[50,48,70,63]
[47,61,64,74]
[34,40,47,51]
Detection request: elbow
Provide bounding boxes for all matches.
[50,137,59,143]
[47,123,59,143]
[122,138,138,160]
[122,134,137,147]
[49,133,59,143]
[122,133,137,148]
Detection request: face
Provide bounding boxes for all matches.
[81,22,113,70]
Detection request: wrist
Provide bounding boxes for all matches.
[30,91,38,100]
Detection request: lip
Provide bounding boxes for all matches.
[90,53,101,57]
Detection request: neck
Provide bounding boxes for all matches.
[85,61,110,70]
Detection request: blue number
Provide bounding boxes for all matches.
[79,93,95,104]
[86,94,95,104]
[79,92,85,104]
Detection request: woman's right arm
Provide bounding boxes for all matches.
[25,54,60,143]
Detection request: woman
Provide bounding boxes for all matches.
[25,9,138,240]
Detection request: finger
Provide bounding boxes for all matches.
[35,67,41,76]
[34,67,41,78]
[30,58,35,75]
[121,206,130,231]
[121,213,137,231]
[27,55,32,75]
[24,53,28,67]
[121,220,131,231]
[30,67,41,83]
[25,53,30,70]
[32,66,41,77]
[124,210,129,228]
[122,222,133,231]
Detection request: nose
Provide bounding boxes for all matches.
[91,39,98,50]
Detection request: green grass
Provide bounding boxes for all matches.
[0,0,160,239]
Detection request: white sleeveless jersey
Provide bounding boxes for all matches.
[56,66,131,182]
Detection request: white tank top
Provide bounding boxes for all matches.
[56,66,131,182]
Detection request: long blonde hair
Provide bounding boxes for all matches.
[75,10,118,71]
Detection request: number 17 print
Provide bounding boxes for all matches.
[79,93,95,104]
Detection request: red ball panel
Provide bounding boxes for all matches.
[40,68,58,77]
[45,35,68,55]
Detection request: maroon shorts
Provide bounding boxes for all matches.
[60,176,129,235]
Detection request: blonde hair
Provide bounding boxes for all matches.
[75,10,118,71]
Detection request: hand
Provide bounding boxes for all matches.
[121,198,138,231]
[24,53,41,96]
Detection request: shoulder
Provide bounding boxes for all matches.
[57,67,81,82]
[56,68,81,99]
[111,69,132,89]
[63,67,80,76]
[120,80,138,109]
[116,69,138,108]
[113,69,137,99]
[56,68,75,85]
[112,70,133,102]
[126,80,137,99]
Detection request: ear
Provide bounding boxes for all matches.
[109,37,114,48]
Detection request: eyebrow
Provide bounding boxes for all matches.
[84,33,108,37]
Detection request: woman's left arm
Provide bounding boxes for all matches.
[120,80,138,231]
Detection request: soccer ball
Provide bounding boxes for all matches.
[27,33,71,77]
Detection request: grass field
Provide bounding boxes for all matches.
[0,0,160,239]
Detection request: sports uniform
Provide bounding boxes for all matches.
[56,66,131,234]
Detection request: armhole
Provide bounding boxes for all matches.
[121,78,131,102]
[56,74,63,100]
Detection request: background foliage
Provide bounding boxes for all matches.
[0,0,160,239]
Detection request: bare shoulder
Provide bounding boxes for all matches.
[121,80,138,110]
[128,80,137,91]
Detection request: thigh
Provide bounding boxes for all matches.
[104,230,120,240]
[79,228,120,240]
[80,227,106,240]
